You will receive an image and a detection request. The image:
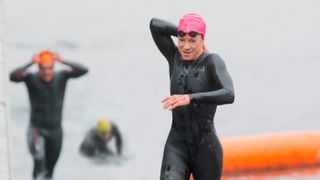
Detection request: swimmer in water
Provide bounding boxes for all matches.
[79,117,123,157]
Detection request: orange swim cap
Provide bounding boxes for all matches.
[38,50,54,66]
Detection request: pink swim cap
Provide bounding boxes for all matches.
[178,13,206,39]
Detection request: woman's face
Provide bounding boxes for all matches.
[178,34,204,61]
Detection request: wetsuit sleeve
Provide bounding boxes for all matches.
[61,60,88,79]
[79,130,96,157]
[189,54,235,105]
[149,18,178,64]
[111,124,123,155]
[10,63,33,82]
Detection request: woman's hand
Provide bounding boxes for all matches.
[162,94,190,110]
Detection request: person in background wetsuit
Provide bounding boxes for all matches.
[79,118,123,157]
[150,13,235,180]
[10,50,88,180]
[79,118,122,157]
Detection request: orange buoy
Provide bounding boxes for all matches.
[190,131,320,179]
[222,131,320,175]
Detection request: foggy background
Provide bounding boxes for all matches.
[4,0,320,179]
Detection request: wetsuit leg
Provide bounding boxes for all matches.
[44,129,63,178]
[27,126,46,179]
[192,139,223,180]
[160,138,191,180]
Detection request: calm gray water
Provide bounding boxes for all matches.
[4,0,320,179]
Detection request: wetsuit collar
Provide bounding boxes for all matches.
[37,72,55,84]
[196,51,209,63]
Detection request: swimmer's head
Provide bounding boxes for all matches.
[37,50,55,82]
[177,13,206,61]
[178,13,206,39]
[96,118,112,141]
[96,117,112,133]
[38,50,55,66]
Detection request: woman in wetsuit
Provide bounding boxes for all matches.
[149,13,235,180]
[10,50,88,179]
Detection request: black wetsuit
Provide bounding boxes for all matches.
[10,61,88,179]
[79,123,123,157]
[150,18,235,180]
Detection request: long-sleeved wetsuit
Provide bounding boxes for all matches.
[10,61,88,179]
[150,18,235,180]
[79,123,123,157]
